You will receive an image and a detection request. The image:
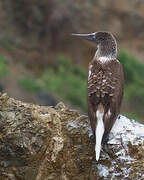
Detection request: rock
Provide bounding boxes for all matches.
[0,93,144,180]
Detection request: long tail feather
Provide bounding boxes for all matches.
[95,106,104,161]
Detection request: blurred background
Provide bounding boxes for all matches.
[0,0,144,123]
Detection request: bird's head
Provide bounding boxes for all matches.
[72,31,115,46]
[72,31,117,58]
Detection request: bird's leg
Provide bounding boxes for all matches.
[101,131,116,160]
[101,143,117,160]
[102,131,110,145]
[101,143,109,157]
[100,132,110,158]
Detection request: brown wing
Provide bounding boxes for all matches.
[87,59,124,136]
[103,60,124,134]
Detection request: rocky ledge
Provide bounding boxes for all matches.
[0,93,143,180]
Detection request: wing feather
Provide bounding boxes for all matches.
[103,60,124,133]
[87,59,124,136]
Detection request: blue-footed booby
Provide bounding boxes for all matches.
[72,31,124,161]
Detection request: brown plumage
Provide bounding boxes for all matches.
[72,31,124,160]
[87,59,124,137]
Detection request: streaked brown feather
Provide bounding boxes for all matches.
[87,59,124,138]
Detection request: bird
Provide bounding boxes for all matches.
[72,31,124,161]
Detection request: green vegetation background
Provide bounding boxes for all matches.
[1,51,144,122]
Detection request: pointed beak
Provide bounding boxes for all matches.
[72,33,96,43]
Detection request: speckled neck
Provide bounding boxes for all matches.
[95,33,117,60]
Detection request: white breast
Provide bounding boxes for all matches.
[98,56,113,63]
